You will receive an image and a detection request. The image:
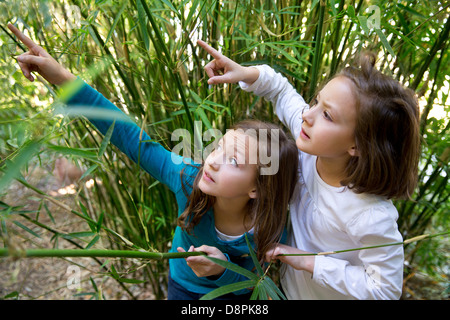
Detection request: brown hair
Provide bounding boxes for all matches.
[336,52,421,199]
[177,120,299,264]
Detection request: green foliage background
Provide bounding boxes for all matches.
[0,0,448,299]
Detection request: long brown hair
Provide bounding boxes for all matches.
[336,52,421,199]
[177,120,299,264]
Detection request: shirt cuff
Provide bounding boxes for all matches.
[58,77,86,104]
[238,65,266,92]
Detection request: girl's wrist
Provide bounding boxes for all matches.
[242,66,260,85]
[58,69,77,86]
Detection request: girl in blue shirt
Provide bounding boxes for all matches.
[8,24,299,299]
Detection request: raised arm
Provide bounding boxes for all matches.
[198,40,307,139]
[8,23,188,193]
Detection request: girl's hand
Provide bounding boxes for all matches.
[197,39,259,86]
[266,244,315,274]
[7,23,76,85]
[177,245,226,278]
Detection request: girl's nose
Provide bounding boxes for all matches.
[302,105,313,125]
[206,150,221,171]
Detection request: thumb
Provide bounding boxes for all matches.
[208,74,236,85]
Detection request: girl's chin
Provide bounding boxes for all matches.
[198,180,213,196]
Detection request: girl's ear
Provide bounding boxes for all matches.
[348,145,360,157]
[248,188,258,199]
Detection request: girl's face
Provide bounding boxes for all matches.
[297,76,358,159]
[198,130,258,200]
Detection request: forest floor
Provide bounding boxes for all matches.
[0,162,447,300]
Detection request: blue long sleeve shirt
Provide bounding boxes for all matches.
[64,79,258,295]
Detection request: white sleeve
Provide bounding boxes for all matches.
[239,65,309,140]
[312,206,404,300]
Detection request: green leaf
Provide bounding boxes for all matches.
[200,280,256,300]
[259,276,286,300]
[205,256,259,281]
[98,120,115,158]
[79,164,98,181]
[195,108,212,130]
[245,233,264,277]
[85,234,100,249]
[137,0,150,51]
[375,28,396,57]
[96,211,104,233]
[0,140,40,192]
[63,231,96,239]
[12,220,40,238]
[117,278,146,284]
[104,1,128,46]
[47,145,98,161]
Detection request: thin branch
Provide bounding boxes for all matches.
[278,231,449,257]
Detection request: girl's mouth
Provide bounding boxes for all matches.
[203,170,215,183]
[300,128,310,140]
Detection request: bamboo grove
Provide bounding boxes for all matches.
[0,0,448,299]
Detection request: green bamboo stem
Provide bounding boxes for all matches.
[2,232,447,260]
[138,0,195,133]
[278,231,449,257]
[0,247,205,260]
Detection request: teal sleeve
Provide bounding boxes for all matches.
[64,79,189,193]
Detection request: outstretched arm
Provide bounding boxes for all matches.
[8,23,188,193]
[198,40,307,139]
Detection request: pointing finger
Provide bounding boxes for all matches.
[197,39,223,60]
[7,23,41,51]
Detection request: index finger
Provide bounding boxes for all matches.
[197,39,223,59]
[7,23,39,50]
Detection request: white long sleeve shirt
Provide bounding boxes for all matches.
[240,65,404,300]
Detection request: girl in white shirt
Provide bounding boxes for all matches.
[198,40,421,299]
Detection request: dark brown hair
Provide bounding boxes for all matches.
[337,52,421,199]
[177,120,299,264]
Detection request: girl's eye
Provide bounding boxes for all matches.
[310,98,318,108]
[323,111,333,121]
[230,158,238,167]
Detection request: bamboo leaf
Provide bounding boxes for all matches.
[136,0,150,51]
[79,164,98,181]
[104,1,128,46]
[199,280,255,300]
[205,256,259,281]
[0,140,40,192]
[47,145,98,161]
[195,108,212,130]
[245,233,264,277]
[117,278,146,284]
[260,276,286,300]
[374,28,396,57]
[98,120,115,158]
[96,212,104,233]
[12,221,40,238]
[85,234,100,249]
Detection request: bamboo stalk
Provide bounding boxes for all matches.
[0,247,205,260]
[278,231,449,257]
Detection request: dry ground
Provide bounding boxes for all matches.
[0,163,154,300]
